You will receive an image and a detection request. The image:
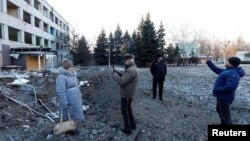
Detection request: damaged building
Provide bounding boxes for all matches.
[0,0,70,71]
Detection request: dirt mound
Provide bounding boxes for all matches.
[0,66,249,141]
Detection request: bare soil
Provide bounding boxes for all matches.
[0,65,249,141]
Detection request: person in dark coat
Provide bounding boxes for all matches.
[112,54,139,135]
[206,56,245,125]
[150,54,167,101]
[56,59,84,134]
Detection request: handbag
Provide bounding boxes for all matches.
[54,110,76,134]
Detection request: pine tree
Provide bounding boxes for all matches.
[108,32,115,64]
[94,29,108,65]
[122,30,131,54]
[157,21,166,56]
[75,35,91,65]
[175,43,181,66]
[129,31,137,55]
[166,43,175,65]
[113,25,123,64]
[140,13,159,66]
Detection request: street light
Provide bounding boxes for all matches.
[220,40,230,64]
[106,46,111,68]
[108,45,110,68]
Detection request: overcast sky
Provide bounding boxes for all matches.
[46,0,250,42]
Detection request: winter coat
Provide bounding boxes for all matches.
[56,67,84,121]
[207,61,245,102]
[150,60,167,82]
[113,63,139,98]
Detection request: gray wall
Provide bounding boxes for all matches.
[11,54,27,70]
[2,44,11,66]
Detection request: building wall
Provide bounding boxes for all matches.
[11,54,26,69]
[236,51,250,61]
[0,0,69,69]
[11,54,45,70]
[1,44,10,65]
[26,55,45,70]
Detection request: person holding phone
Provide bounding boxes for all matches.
[112,54,138,135]
[206,56,245,125]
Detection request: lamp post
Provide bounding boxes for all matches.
[106,46,111,68]
[108,45,110,68]
[220,41,230,64]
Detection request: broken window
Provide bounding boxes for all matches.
[55,30,59,37]
[43,6,48,17]
[36,36,41,46]
[59,21,62,27]
[50,9,54,22]
[50,26,55,35]
[23,10,31,24]
[43,22,48,33]
[0,24,3,39]
[24,0,30,5]
[24,32,32,44]
[35,17,40,28]
[51,41,56,49]
[55,17,58,24]
[56,42,59,50]
[8,26,20,42]
[34,0,41,11]
[44,39,49,47]
[7,0,19,18]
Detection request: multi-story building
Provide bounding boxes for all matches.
[0,0,69,70]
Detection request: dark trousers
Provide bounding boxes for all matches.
[153,80,164,99]
[121,97,135,130]
[216,100,232,125]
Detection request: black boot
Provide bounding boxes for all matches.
[121,128,132,135]
[131,123,137,130]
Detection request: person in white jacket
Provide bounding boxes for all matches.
[56,59,84,134]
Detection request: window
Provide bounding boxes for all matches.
[55,17,58,24]
[35,17,41,28]
[50,11,54,22]
[8,26,20,42]
[44,39,49,47]
[34,0,41,11]
[24,0,31,5]
[36,36,41,46]
[7,1,19,18]
[23,11,31,24]
[0,24,3,39]
[24,32,32,44]
[43,6,48,17]
[43,22,48,33]
[50,26,55,35]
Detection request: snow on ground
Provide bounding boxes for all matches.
[0,64,249,141]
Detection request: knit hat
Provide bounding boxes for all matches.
[123,54,134,60]
[228,57,241,67]
[61,59,73,69]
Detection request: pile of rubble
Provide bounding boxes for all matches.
[0,66,249,141]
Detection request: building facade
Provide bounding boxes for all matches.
[0,0,69,70]
[236,51,250,62]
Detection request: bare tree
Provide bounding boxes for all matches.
[235,35,246,51]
